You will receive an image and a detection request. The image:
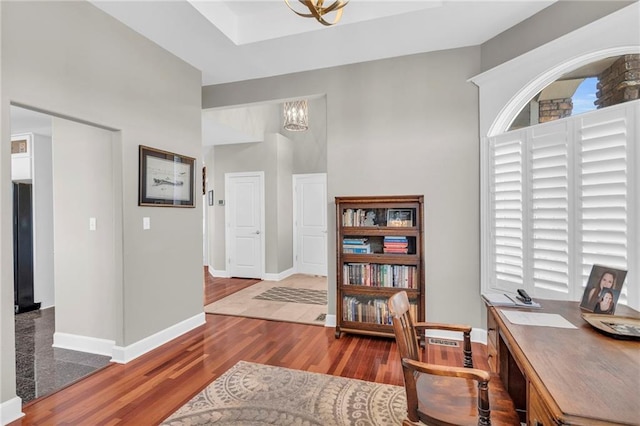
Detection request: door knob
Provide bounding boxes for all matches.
[255,230,261,234]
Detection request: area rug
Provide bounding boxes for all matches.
[254,286,327,305]
[204,274,327,326]
[160,361,407,425]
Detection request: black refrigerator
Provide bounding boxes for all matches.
[13,182,40,313]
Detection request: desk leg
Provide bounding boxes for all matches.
[499,334,527,424]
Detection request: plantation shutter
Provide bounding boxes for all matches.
[530,122,570,295]
[577,107,630,301]
[489,132,525,291]
[486,101,637,303]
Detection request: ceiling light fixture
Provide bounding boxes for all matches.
[283,100,309,131]
[284,0,349,26]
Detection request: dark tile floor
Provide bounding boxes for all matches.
[14,307,111,403]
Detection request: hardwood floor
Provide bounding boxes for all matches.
[11,271,488,425]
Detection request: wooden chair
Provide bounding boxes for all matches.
[388,291,519,426]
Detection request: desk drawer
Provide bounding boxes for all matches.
[529,383,557,426]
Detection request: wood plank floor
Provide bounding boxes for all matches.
[11,270,488,425]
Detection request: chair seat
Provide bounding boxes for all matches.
[415,371,520,426]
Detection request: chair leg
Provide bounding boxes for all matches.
[463,331,473,368]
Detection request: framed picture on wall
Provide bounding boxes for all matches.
[138,145,196,207]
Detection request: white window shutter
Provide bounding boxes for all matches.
[577,107,629,300]
[530,122,570,296]
[485,101,637,307]
[490,132,524,291]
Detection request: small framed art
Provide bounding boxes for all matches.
[386,208,413,227]
[579,265,627,314]
[139,145,196,207]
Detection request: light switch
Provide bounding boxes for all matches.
[143,217,151,230]
[89,217,97,231]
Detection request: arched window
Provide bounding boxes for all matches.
[508,55,638,131]
[471,0,639,310]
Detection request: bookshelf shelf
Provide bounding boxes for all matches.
[335,195,425,339]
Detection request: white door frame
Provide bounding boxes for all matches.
[224,171,265,279]
[292,173,327,275]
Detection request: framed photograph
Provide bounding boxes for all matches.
[386,208,413,227]
[208,190,214,206]
[579,265,627,314]
[139,145,196,207]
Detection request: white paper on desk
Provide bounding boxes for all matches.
[500,310,577,329]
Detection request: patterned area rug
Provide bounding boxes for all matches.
[161,361,407,426]
[254,287,327,305]
[204,275,327,326]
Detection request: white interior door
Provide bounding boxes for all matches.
[293,173,327,276]
[225,172,264,279]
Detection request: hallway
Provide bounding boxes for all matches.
[14,308,111,403]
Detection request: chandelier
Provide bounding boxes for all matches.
[283,100,309,131]
[284,0,349,26]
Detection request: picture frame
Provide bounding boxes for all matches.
[138,145,196,207]
[386,208,413,227]
[208,190,214,206]
[579,264,627,314]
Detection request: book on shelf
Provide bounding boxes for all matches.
[343,244,371,254]
[343,209,378,227]
[343,263,417,288]
[384,236,408,242]
[342,237,371,253]
[383,236,408,254]
[343,238,368,244]
[342,295,417,325]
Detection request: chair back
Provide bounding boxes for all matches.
[388,291,421,362]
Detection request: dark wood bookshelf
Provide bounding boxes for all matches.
[335,195,425,339]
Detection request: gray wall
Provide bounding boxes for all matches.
[203,47,484,326]
[481,1,633,71]
[275,133,294,273]
[1,0,202,407]
[52,119,117,341]
[31,134,54,309]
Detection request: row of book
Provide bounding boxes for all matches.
[383,236,408,254]
[342,296,418,324]
[343,263,418,288]
[342,209,376,227]
[343,237,371,254]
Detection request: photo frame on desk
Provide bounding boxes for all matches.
[579,265,627,314]
[139,145,196,207]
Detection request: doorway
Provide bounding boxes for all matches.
[10,106,116,403]
[293,173,327,276]
[224,171,265,279]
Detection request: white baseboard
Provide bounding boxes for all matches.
[208,266,229,278]
[111,312,205,364]
[210,266,296,282]
[263,267,295,281]
[1,397,24,425]
[53,332,115,356]
[324,314,336,327]
[425,328,487,345]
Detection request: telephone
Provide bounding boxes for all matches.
[516,288,532,304]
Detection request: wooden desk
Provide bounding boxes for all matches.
[486,300,640,425]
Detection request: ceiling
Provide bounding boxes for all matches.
[90,0,557,86]
[12,1,559,144]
